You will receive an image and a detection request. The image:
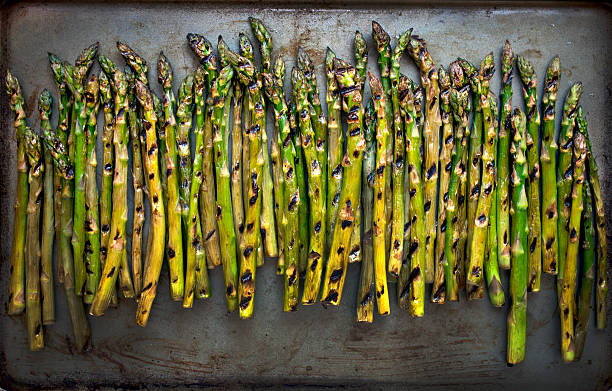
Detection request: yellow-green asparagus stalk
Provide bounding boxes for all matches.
[326,48,342,255]
[516,55,542,292]
[231,76,246,257]
[176,73,195,231]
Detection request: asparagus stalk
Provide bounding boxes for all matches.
[444,61,470,302]
[125,68,145,298]
[575,180,594,359]
[263,56,301,310]
[66,42,99,297]
[6,70,28,315]
[585,128,608,330]
[176,74,195,231]
[326,48,342,253]
[90,57,134,316]
[157,53,185,301]
[23,125,44,351]
[289,102,310,277]
[369,72,391,315]
[467,53,495,295]
[83,75,101,304]
[269,90,286,275]
[541,56,560,275]
[432,65,454,302]
[357,101,376,322]
[508,108,528,365]
[388,29,411,278]
[559,107,587,363]
[38,90,55,324]
[557,83,583,295]
[187,33,223,270]
[397,78,426,316]
[47,56,91,351]
[239,33,254,236]
[484,92,504,307]
[51,83,65,286]
[320,58,365,307]
[517,55,542,292]
[223,47,264,318]
[497,41,514,270]
[292,67,326,304]
[407,36,442,284]
[133,80,166,326]
[231,77,246,257]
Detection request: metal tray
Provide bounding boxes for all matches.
[1,1,611,389]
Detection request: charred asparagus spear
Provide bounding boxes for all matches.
[187,33,223,270]
[432,65,454,303]
[557,83,582,296]
[263,56,301,310]
[83,75,101,304]
[388,29,411,278]
[407,36,442,284]
[23,125,44,351]
[90,57,134,316]
[231,77,246,258]
[292,67,326,304]
[398,78,426,316]
[497,41,514,270]
[467,53,495,296]
[517,55,542,292]
[507,108,528,365]
[320,58,365,307]
[559,107,587,363]
[176,74,195,231]
[369,72,391,315]
[6,70,29,315]
[326,48,342,254]
[38,90,55,324]
[575,180,594,359]
[541,56,560,275]
[444,61,470,302]
[585,127,608,330]
[157,53,185,301]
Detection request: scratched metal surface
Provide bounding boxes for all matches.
[0,1,611,389]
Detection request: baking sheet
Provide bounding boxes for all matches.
[0,1,611,389]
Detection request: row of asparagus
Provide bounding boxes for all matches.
[5,20,608,365]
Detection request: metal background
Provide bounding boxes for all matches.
[0,1,611,389]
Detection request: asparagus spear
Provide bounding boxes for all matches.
[23,125,44,351]
[326,48,342,253]
[223,46,264,318]
[186,33,223,270]
[133,80,166,326]
[557,83,583,295]
[239,33,254,234]
[263,56,301,310]
[559,107,587,363]
[47,56,91,351]
[585,128,608,330]
[83,75,101,304]
[320,58,365,307]
[517,55,542,292]
[388,29,411,278]
[290,102,310,277]
[125,68,145,298]
[6,70,28,315]
[407,36,442,284]
[157,53,185,301]
[231,76,246,257]
[508,108,528,366]
[467,53,495,295]
[269,90,286,275]
[90,57,134,316]
[397,78,426,316]
[541,56,560,275]
[176,73,195,231]
[497,41,514,270]
[66,42,98,297]
[444,61,470,302]
[357,100,376,323]
[369,72,391,315]
[484,92,504,307]
[51,82,65,286]
[38,90,55,324]
[432,65,454,303]
[185,66,211,304]
[292,67,326,304]
[575,180,594,359]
